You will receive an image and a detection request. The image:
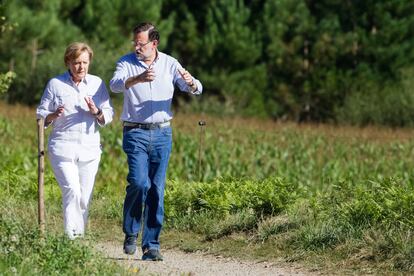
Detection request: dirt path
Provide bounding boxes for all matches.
[96,241,315,275]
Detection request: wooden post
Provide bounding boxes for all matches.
[37,118,45,235]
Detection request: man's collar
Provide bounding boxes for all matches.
[136,49,160,68]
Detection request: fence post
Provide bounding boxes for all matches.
[37,118,45,235]
[198,120,206,181]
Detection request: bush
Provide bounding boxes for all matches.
[0,199,123,275]
[336,69,414,127]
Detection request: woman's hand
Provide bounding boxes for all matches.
[84,96,104,123]
[84,96,99,115]
[45,105,65,124]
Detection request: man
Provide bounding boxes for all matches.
[110,22,202,261]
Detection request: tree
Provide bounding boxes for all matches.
[0,3,16,94]
[262,0,316,120]
[2,0,414,125]
[1,0,84,103]
[199,0,267,116]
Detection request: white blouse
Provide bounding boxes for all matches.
[36,71,114,161]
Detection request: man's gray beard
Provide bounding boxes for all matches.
[135,52,150,62]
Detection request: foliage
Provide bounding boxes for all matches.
[0,199,123,275]
[316,178,414,229]
[0,71,15,94]
[164,177,299,219]
[1,102,414,272]
[336,68,414,126]
[1,1,414,125]
[0,4,16,94]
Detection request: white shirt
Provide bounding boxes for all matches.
[109,51,202,124]
[36,71,114,161]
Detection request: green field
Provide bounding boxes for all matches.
[1,101,413,274]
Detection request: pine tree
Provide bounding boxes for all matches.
[262,0,316,120]
[2,0,83,103]
[0,3,16,94]
[198,0,267,116]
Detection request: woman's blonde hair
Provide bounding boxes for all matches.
[64,42,93,67]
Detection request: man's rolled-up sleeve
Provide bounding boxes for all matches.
[109,60,128,93]
[97,81,114,127]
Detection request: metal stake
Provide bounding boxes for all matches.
[37,118,45,235]
[197,120,206,181]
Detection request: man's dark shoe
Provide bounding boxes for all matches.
[142,248,163,261]
[123,235,137,255]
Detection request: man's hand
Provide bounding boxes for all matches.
[178,68,195,86]
[125,68,156,89]
[140,67,156,82]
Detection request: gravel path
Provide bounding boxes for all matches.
[96,241,314,275]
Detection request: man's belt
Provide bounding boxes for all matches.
[123,121,170,130]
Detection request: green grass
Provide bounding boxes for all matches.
[0,197,126,275]
[1,101,413,274]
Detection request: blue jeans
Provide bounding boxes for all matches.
[122,126,172,251]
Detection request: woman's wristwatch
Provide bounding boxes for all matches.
[94,108,102,117]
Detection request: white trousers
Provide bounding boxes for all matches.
[49,153,101,239]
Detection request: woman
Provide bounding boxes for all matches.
[36,42,114,239]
